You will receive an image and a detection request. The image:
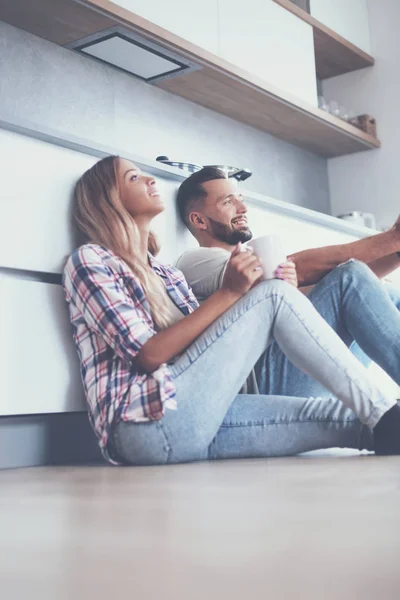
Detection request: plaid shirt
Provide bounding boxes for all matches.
[63,243,199,464]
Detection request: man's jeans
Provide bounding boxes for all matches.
[257,259,400,398]
[111,274,396,466]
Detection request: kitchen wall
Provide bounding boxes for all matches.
[323,0,398,230]
[0,19,331,468]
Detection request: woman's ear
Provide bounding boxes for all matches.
[188,212,208,231]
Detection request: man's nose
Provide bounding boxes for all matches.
[236,199,247,213]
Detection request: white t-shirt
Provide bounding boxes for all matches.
[175,246,259,394]
[175,247,231,302]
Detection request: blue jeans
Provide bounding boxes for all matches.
[110,275,395,466]
[258,260,400,398]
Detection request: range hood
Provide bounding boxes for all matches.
[65,26,202,83]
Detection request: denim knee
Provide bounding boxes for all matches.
[251,278,298,301]
[335,259,376,286]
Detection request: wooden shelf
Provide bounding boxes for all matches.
[273,0,375,79]
[0,0,380,157]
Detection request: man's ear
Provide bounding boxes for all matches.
[188,211,208,231]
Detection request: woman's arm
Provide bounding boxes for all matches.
[137,246,263,372]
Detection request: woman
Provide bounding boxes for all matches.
[63,155,400,465]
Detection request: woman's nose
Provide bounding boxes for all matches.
[147,177,156,186]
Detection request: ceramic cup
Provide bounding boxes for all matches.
[246,234,287,280]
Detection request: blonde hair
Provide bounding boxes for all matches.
[73,155,174,329]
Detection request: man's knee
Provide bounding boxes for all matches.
[336,259,376,283]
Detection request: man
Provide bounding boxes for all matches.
[175,167,400,402]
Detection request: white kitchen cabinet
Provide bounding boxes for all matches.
[110,0,219,54]
[0,275,86,416]
[218,0,318,106]
[309,0,371,54]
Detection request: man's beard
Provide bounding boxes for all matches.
[208,216,253,245]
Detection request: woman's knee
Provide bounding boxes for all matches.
[251,278,297,301]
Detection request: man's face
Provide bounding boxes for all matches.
[197,178,253,245]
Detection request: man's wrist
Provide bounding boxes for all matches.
[385,227,400,256]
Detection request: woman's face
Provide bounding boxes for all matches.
[117,158,164,220]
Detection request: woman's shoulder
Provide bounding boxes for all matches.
[68,243,119,264]
[63,244,122,280]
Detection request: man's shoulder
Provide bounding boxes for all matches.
[175,246,230,269]
[174,247,231,299]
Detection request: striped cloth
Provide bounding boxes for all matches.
[63,243,199,464]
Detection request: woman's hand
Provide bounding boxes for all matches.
[221,243,263,297]
[275,259,298,288]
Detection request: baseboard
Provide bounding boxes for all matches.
[0,412,104,469]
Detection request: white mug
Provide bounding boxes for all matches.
[246,235,287,280]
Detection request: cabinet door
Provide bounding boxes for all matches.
[0,276,86,416]
[111,0,219,54]
[309,0,371,54]
[218,0,317,106]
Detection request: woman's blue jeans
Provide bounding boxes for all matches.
[111,272,396,465]
[258,260,400,398]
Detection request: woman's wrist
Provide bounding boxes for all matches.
[216,287,243,307]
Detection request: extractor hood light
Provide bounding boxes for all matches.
[65,26,202,83]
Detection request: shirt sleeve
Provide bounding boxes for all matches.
[175,248,230,302]
[63,246,154,363]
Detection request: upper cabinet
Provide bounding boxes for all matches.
[0,0,380,157]
[218,0,317,107]
[273,0,374,79]
[114,0,318,107]
[110,0,220,55]
[309,0,371,55]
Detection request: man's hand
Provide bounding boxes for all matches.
[221,243,263,297]
[275,259,298,288]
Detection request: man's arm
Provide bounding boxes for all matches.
[292,218,400,286]
[367,254,400,279]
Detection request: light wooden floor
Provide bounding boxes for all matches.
[1,454,399,600]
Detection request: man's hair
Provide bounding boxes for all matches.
[176,166,227,229]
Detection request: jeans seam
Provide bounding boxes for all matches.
[220,418,357,427]
[156,420,173,463]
